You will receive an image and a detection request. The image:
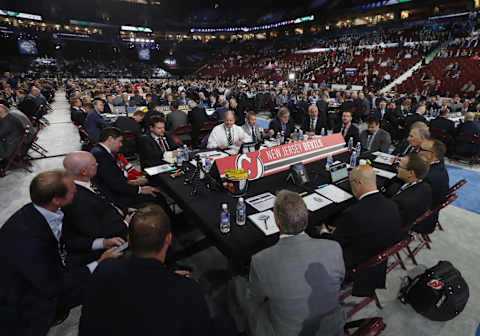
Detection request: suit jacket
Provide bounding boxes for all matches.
[404,113,427,130]
[332,192,403,296]
[301,115,327,135]
[392,182,433,230]
[138,133,178,169]
[84,109,111,143]
[17,96,39,119]
[391,139,415,156]
[333,123,360,146]
[249,233,345,336]
[269,118,295,138]
[91,144,140,209]
[188,107,209,147]
[70,107,87,126]
[79,256,213,336]
[62,184,128,265]
[455,120,480,155]
[0,204,90,336]
[423,161,449,234]
[360,128,391,153]
[0,113,25,160]
[373,109,387,121]
[430,116,455,138]
[166,109,188,132]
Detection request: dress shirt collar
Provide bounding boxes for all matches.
[280,232,306,239]
[397,180,422,194]
[33,204,64,241]
[99,143,113,156]
[74,180,94,193]
[150,132,161,142]
[358,189,379,201]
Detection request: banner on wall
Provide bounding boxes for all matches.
[18,40,38,55]
[138,48,150,61]
[214,133,347,180]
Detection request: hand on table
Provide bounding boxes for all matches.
[235,140,243,146]
[103,237,125,249]
[174,270,191,278]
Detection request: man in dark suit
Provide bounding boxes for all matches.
[128,90,146,107]
[0,104,25,162]
[333,110,360,146]
[374,101,388,121]
[166,100,188,132]
[360,115,391,153]
[230,97,245,126]
[418,139,449,234]
[392,122,430,157]
[90,127,165,212]
[268,107,295,138]
[84,99,114,143]
[103,94,115,115]
[70,98,87,126]
[404,105,428,131]
[79,204,213,336]
[455,112,480,156]
[62,151,128,267]
[188,100,209,147]
[430,108,455,139]
[301,104,327,136]
[0,169,118,336]
[316,94,329,124]
[391,153,433,230]
[138,116,179,169]
[16,89,39,119]
[320,165,403,296]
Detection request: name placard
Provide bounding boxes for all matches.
[215,133,347,180]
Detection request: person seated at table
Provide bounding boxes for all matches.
[301,104,327,136]
[0,104,25,164]
[79,204,213,336]
[0,169,119,336]
[320,165,403,296]
[391,152,432,230]
[138,116,179,168]
[84,99,115,143]
[207,111,251,149]
[392,122,430,157]
[188,100,209,148]
[241,111,265,144]
[91,127,166,212]
[268,107,295,138]
[430,108,455,139]
[333,110,360,145]
[62,151,128,267]
[128,90,146,107]
[70,97,87,126]
[166,100,187,132]
[360,115,391,153]
[232,190,345,336]
[418,139,449,234]
[404,105,427,131]
[455,112,480,156]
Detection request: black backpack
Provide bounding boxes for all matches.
[399,261,469,321]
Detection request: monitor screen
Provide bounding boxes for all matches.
[138,48,150,61]
[18,40,38,55]
[330,162,348,183]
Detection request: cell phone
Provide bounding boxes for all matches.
[113,242,128,254]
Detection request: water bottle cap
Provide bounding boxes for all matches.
[222,203,228,210]
[239,197,244,202]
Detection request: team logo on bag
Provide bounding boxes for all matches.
[427,280,444,290]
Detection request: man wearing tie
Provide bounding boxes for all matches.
[268,107,295,138]
[242,111,264,143]
[138,116,179,169]
[375,101,387,121]
[392,122,430,157]
[360,115,391,153]
[333,110,360,145]
[84,99,115,143]
[207,111,251,149]
[301,104,327,136]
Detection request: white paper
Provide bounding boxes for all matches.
[373,167,396,179]
[189,151,228,166]
[373,153,395,165]
[144,164,176,176]
[225,147,239,156]
[248,210,279,235]
[245,192,276,212]
[315,184,353,203]
[303,194,333,212]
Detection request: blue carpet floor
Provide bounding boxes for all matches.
[445,165,480,215]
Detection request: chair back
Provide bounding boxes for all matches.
[200,120,219,132]
[345,317,386,336]
[174,124,193,136]
[432,193,458,213]
[455,133,480,145]
[447,179,467,196]
[430,127,452,144]
[402,209,433,232]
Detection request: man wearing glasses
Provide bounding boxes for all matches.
[418,139,449,234]
[392,153,432,231]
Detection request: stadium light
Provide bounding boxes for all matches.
[288,73,296,81]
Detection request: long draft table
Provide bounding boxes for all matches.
[149,145,397,267]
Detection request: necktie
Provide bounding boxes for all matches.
[281,123,286,133]
[367,133,374,150]
[227,128,233,146]
[251,126,257,142]
[310,118,315,132]
[158,137,166,152]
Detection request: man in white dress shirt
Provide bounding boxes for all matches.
[242,111,264,143]
[207,111,252,149]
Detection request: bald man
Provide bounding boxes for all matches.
[324,165,403,296]
[455,112,480,155]
[62,151,128,267]
[207,111,251,149]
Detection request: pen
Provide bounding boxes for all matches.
[298,192,308,197]
[316,184,328,189]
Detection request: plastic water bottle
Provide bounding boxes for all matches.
[292,128,299,142]
[350,150,357,168]
[204,157,212,172]
[236,197,246,226]
[356,141,362,154]
[348,137,354,152]
[280,131,285,144]
[299,129,304,141]
[176,151,183,166]
[326,155,333,171]
[219,203,231,234]
[183,145,189,162]
[321,128,325,136]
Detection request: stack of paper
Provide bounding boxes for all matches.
[373,167,396,179]
[372,152,396,165]
[144,164,176,176]
[248,210,279,235]
[315,184,353,203]
[245,193,276,212]
[303,194,333,212]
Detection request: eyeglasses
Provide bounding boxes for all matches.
[396,165,409,171]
